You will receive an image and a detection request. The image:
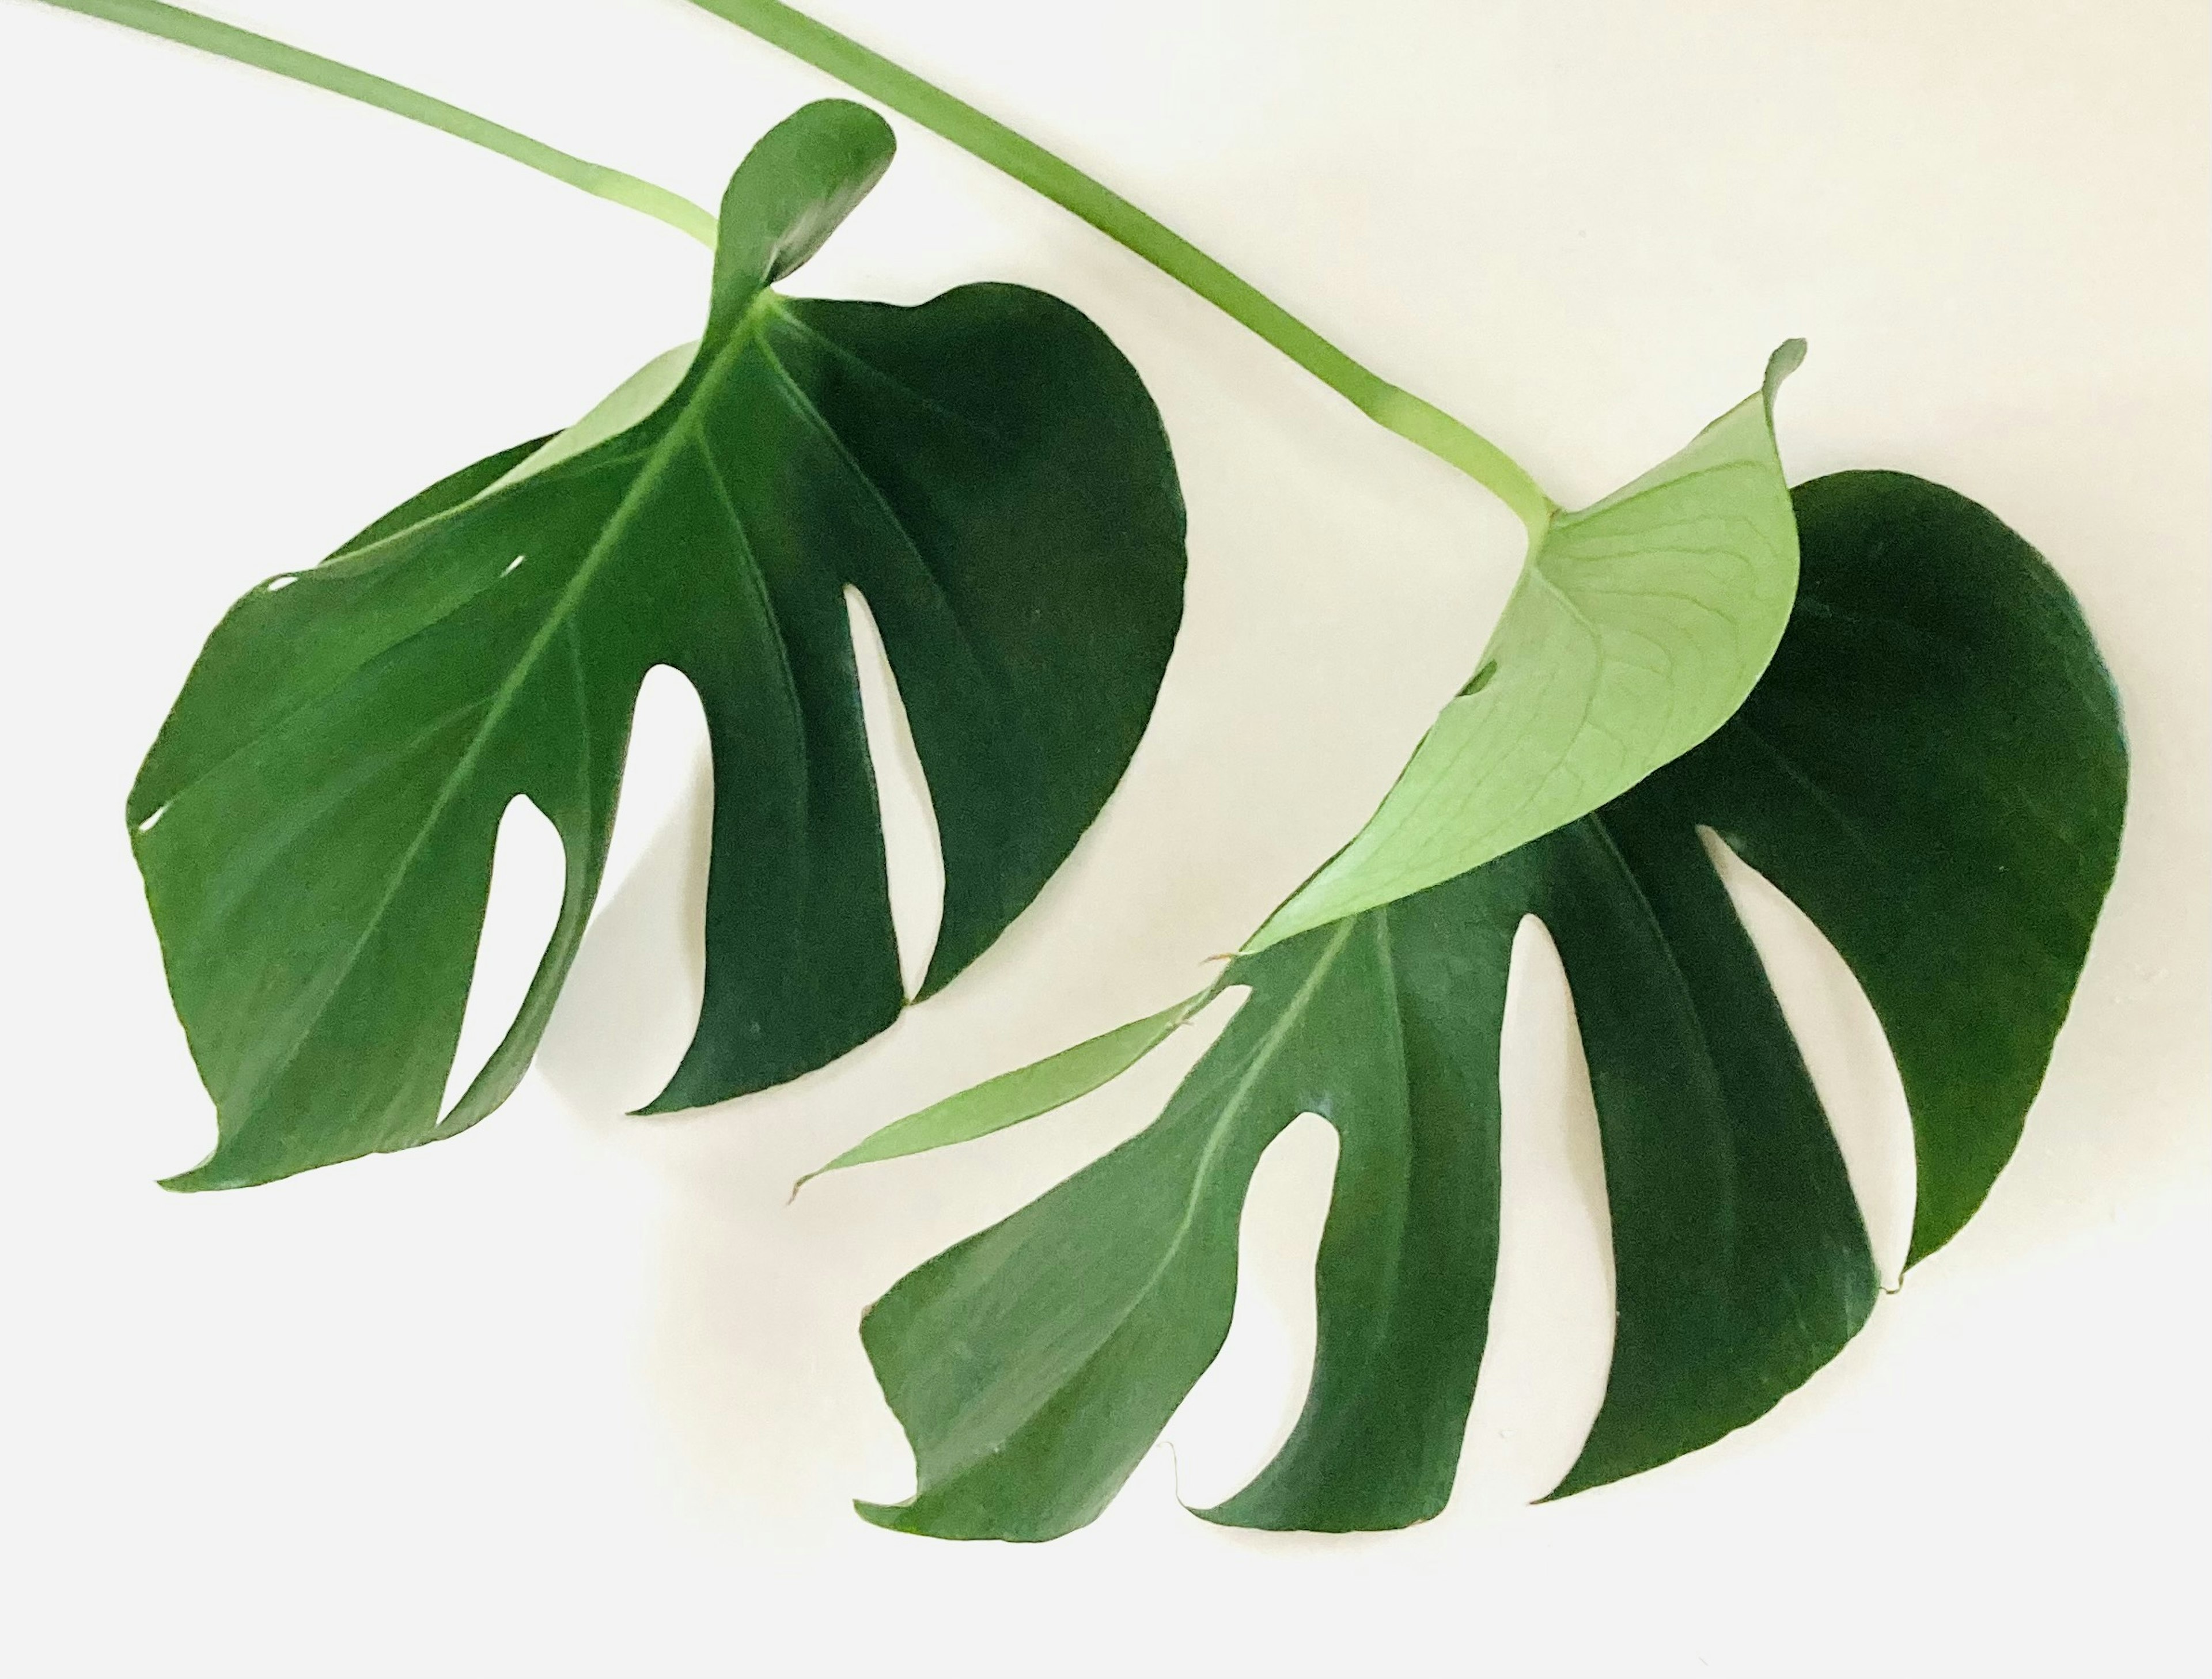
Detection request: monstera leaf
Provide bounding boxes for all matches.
[822,471,2125,1540]
[127,99,1186,1190]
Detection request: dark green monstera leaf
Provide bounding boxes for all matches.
[127,99,1186,1190]
[820,471,2125,1539]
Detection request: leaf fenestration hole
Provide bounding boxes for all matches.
[536,666,712,1117]
[844,586,945,1002]
[438,794,566,1121]
[134,804,169,836]
[264,575,297,592]
[1700,828,1915,1288]
[1460,913,1616,1509]
[502,554,527,577]
[1163,1111,1338,1510]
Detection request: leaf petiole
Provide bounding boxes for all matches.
[32,0,720,246]
[39,0,1555,534]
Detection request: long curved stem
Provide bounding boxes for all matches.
[684,0,1556,536]
[32,0,719,246]
[36,0,1556,535]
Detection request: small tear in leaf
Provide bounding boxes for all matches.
[264,575,297,593]
[1459,660,1498,698]
[503,554,527,577]
[135,803,169,836]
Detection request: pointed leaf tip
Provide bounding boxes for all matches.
[795,987,1216,1186]
[1764,337,1807,411]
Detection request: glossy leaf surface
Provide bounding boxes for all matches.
[849,471,2126,1538]
[1250,342,1804,950]
[128,100,1186,1189]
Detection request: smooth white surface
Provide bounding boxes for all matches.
[0,2,2205,1675]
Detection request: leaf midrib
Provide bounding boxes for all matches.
[226,310,786,1124]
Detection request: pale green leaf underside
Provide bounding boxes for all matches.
[1248,340,1805,952]
[797,987,1215,1191]
[487,341,701,493]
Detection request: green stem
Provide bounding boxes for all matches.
[40,0,1555,532]
[685,0,1556,536]
[33,0,719,246]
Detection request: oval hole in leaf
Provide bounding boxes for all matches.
[537,666,713,1118]
[844,585,945,1002]
[439,795,566,1120]
[1460,914,1616,1509]
[1702,827,1917,1287]
[1165,1111,1337,1510]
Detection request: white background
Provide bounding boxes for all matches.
[1,3,2206,1675]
